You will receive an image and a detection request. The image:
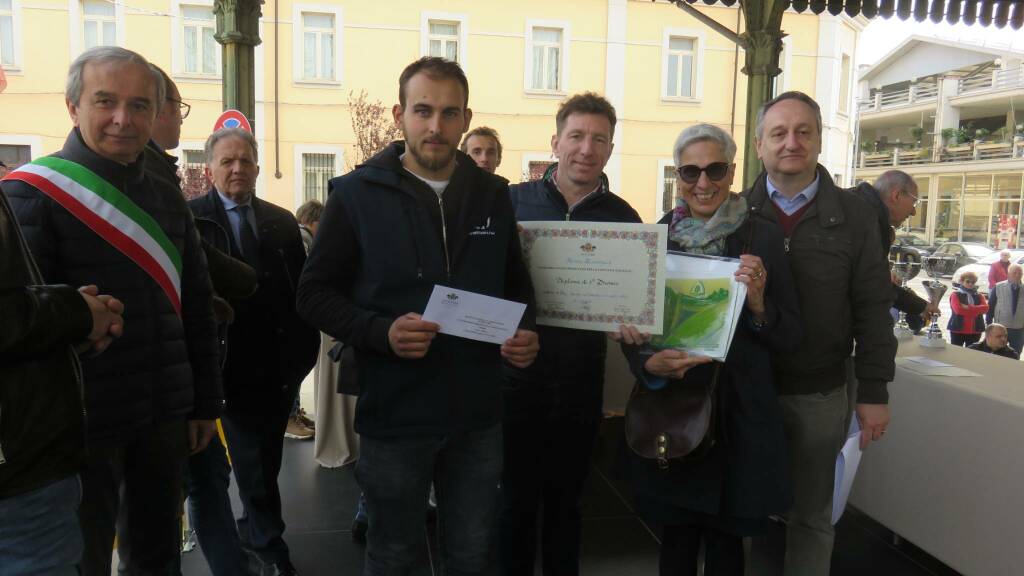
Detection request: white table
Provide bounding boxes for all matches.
[849,341,1024,576]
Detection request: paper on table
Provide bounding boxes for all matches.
[421,286,526,345]
[832,413,862,525]
[895,357,982,377]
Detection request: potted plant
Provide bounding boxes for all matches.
[910,127,925,146]
[993,126,1009,143]
[975,128,990,143]
[941,127,956,145]
[956,127,970,145]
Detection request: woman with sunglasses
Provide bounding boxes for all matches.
[616,124,801,575]
[948,270,988,346]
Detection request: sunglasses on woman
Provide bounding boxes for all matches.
[677,162,729,184]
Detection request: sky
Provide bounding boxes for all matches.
[857,17,1024,67]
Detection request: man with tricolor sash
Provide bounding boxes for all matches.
[2,46,223,575]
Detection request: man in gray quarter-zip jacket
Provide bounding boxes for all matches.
[297,57,537,575]
[0,185,123,574]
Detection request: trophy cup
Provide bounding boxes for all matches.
[919,280,948,348]
[889,247,921,340]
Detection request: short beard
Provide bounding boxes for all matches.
[408,140,455,173]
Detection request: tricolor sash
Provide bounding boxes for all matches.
[6,157,183,316]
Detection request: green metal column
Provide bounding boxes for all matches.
[737,1,786,189]
[214,0,262,127]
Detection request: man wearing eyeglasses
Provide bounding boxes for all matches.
[854,169,936,326]
[145,66,190,188]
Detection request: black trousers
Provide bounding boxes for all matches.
[220,382,298,567]
[659,523,744,576]
[951,332,981,347]
[79,418,188,576]
[498,415,600,576]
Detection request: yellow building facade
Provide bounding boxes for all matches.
[0,0,863,220]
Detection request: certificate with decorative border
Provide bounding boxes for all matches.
[519,221,667,333]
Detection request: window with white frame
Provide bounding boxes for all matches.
[838,54,851,115]
[428,20,459,62]
[0,0,15,66]
[529,26,563,92]
[666,36,696,98]
[83,0,116,49]
[181,5,218,76]
[302,12,335,81]
[0,143,30,169]
[302,153,335,203]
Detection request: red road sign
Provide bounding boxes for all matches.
[213,109,252,133]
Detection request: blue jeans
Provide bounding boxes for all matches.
[0,475,82,575]
[356,423,502,576]
[184,435,252,576]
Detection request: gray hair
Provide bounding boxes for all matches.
[985,323,1008,336]
[673,123,737,165]
[66,46,165,109]
[755,91,822,140]
[204,128,259,165]
[874,170,917,196]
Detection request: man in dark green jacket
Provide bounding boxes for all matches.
[0,186,123,573]
[744,91,897,575]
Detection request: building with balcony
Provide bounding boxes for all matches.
[854,35,1024,248]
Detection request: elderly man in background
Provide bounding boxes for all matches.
[968,323,1020,359]
[985,264,1024,353]
[989,250,1012,291]
[3,46,222,575]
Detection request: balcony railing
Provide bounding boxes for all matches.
[858,84,939,113]
[958,67,1024,95]
[859,139,1024,168]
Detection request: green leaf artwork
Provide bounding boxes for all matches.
[650,278,731,350]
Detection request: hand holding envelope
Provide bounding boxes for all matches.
[388,312,440,359]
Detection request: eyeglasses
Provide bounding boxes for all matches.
[170,99,191,120]
[677,162,729,184]
[902,189,920,207]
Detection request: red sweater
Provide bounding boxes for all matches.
[989,260,1010,290]
[949,290,988,334]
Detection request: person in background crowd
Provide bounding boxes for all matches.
[189,129,319,576]
[280,199,325,441]
[619,123,801,576]
[968,323,1020,359]
[0,186,124,575]
[500,92,640,576]
[985,264,1024,353]
[139,66,258,576]
[854,170,937,325]
[4,46,222,575]
[296,57,538,575]
[0,161,9,178]
[989,250,1012,291]
[744,91,897,576]
[460,126,502,174]
[948,270,988,347]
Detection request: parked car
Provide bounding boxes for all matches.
[893,233,937,258]
[952,249,1024,294]
[923,242,994,278]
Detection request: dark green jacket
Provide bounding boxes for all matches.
[744,165,897,403]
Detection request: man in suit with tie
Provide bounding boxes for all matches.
[189,128,319,576]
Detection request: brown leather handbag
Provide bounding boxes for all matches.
[625,351,721,470]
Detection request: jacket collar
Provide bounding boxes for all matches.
[60,128,147,189]
[357,141,477,192]
[540,162,611,214]
[745,164,845,228]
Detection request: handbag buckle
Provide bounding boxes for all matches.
[656,433,669,470]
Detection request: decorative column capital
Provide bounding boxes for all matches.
[214,0,263,46]
[740,30,785,77]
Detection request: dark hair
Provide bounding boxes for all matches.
[460,126,502,159]
[755,90,822,140]
[296,199,324,225]
[398,57,469,108]
[151,64,179,103]
[556,92,617,139]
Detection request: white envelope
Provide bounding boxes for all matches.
[421,285,527,345]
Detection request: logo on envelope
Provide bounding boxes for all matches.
[444,292,459,305]
[580,242,596,253]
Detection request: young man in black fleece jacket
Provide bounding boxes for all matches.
[296,57,538,575]
[745,91,897,575]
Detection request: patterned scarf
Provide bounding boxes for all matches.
[668,193,748,256]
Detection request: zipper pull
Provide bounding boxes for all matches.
[784,238,791,253]
[566,212,571,221]
[417,267,423,279]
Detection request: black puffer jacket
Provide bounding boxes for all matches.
[506,164,642,420]
[744,165,897,403]
[0,188,91,499]
[4,129,223,439]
